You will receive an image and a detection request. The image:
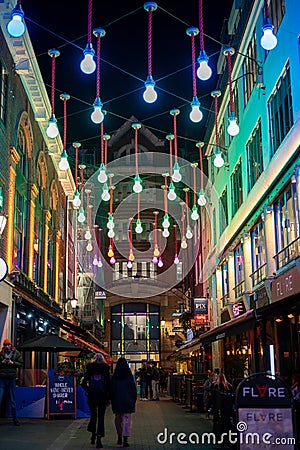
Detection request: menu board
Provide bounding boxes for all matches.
[47,374,76,418]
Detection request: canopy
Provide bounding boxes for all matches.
[17,333,86,353]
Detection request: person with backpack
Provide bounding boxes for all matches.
[81,353,111,448]
[110,357,137,447]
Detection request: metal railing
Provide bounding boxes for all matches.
[233,280,245,299]
[220,293,230,309]
[250,263,267,287]
[274,237,300,270]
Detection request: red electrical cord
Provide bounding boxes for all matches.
[199,0,204,51]
[147,8,153,77]
[191,32,197,98]
[87,0,93,45]
[214,95,219,148]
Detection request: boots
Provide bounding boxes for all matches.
[91,433,96,444]
[96,436,103,448]
[117,434,122,445]
[123,436,129,447]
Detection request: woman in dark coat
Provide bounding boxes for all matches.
[81,353,111,449]
[110,357,137,448]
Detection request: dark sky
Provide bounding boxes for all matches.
[22,0,233,158]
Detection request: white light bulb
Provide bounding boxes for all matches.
[168,183,176,201]
[181,238,188,249]
[214,152,224,168]
[143,76,157,103]
[158,258,164,268]
[72,191,81,207]
[191,206,199,221]
[107,219,115,230]
[174,255,179,265]
[260,23,277,51]
[98,259,103,268]
[190,103,203,123]
[78,209,86,223]
[162,215,170,229]
[46,116,59,139]
[93,256,98,266]
[80,46,96,74]
[227,116,240,136]
[108,229,115,238]
[197,50,212,81]
[162,228,170,238]
[186,226,193,239]
[172,162,182,183]
[127,261,133,269]
[58,151,69,171]
[86,242,93,252]
[197,193,207,207]
[135,222,143,234]
[101,184,110,201]
[84,229,92,240]
[152,256,158,264]
[133,174,143,193]
[98,163,107,183]
[91,106,104,124]
[7,13,26,38]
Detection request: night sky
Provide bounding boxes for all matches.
[21,0,233,160]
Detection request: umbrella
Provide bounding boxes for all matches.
[18,333,86,353]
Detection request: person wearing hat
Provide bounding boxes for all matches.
[0,339,23,426]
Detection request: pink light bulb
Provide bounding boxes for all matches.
[110,256,116,265]
[152,256,158,264]
[174,255,179,265]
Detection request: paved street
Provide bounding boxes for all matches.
[0,396,215,450]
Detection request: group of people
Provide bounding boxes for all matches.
[136,362,168,401]
[81,354,137,449]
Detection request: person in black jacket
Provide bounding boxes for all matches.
[81,353,111,448]
[110,357,137,448]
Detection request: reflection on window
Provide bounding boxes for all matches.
[219,186,228,233]
[0,61,8,124]
[242,35,257,105]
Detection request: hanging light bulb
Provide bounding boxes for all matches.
[158,257,164,268]
[108,229,115,238]
[261,20,277,51]
[127,260,133,269]
[7,2,26,38]
[172,162,182,183]
[143,75,157,103]
[174,255,180,265]
[190,96,203,123]
[153,244,160,257]
[58,150,69,171]
[93,256,98,266]
[214,148,224,168]
[78,207,86,223]
[86,241,93,252]
[162,228,170,238]
[133,174,143,193]
[181,237,188,249]
[197,190,207,206]
[107,214,115,229]
[84,228,92,240]
[128,250,135,262]
[167,182,176,201]
[186,225,193,239]
[98,162,107,183]
[72,189,81,208]
[152,256,158,264]
[107,245,114,258]
[135,218,143,234]
[46,115,59,139]
[162,214,170,229]
[98,258,103,268]
[191,205,199,221]
[197,50,212,80]
[101,183,110,201]
[91,97,104,124]
[110,256,116,265]
[227,112,240,136]
[80,44,96,74]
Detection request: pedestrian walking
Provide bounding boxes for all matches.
[203,372,213,418]
[81,353,111,448]
[110,357,137,447]
[150,362,160,400]
[211,371,234,445]
[138,363,147,400]
[0,339,23,426]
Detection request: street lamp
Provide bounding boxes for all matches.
[63,296,78,318]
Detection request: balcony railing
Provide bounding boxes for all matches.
[220,293,230,310]
[250,263,267,287]
[233,280,245,299]
[274,237,300,270]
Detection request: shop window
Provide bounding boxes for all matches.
[234,243,244,288]
[269,0,285,31]
[13,191,26,270]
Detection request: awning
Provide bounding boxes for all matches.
[199,309,256,345]
[167,337,201,361]
[69,334,113,364]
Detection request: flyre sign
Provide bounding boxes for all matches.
[242,385,286,399]
[237,374,291,407]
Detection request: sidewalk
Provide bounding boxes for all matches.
[0,396,215,450]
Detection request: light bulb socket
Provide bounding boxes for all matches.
[144,2,158,12]
[11,3,25,19]
[191,96,200,108]
[83,42,95,57]
[198,49,209,63]
[93,27,106,38]
[93,96,103,108]
[144,75,155,88]
[48,48,60,58]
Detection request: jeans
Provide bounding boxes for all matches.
[140,381,147,399]
[87,398,107,437]
[0,378,17,420]
[151,380,159,399]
